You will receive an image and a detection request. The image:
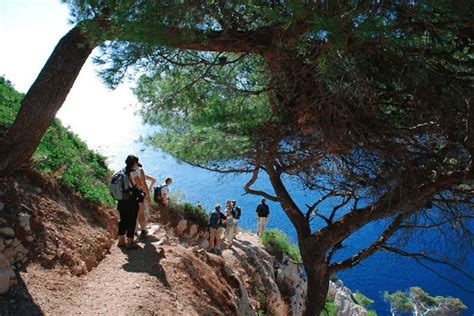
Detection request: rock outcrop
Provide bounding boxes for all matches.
[275,255,307,315]
[0,169,118,295]
[331,280,368,316]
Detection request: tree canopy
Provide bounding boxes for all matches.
[76,1,473,314]
[1,1,472,314]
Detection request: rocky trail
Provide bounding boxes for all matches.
[6,223,292,316]
[0,169,369,316]
[18,224,176,315]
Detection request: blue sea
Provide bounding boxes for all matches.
[58,106,474,316]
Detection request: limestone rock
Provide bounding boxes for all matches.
[157,237,170,246]
[0,269,11,294]
[4,247,16,259]
[11,238,21,248]
[0,227,15,238]
[332,281,367,316]
[275,255,307,316]
[199,239,209,250]
[0,254,10,269]
[0,239,4,252]
[6,268,15,280]
[200,231,210,240]
[18,213,31,230]
[184,224,198,238]
[175,220,187,236]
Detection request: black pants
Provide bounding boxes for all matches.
[117,199,139,238]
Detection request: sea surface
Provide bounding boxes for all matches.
[57,90,474,316]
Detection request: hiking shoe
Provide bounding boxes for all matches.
[127,240,139,250]
[139,230,148,240]
[117,236,127,248]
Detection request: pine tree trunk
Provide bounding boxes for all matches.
[0,26,93,177]
[302,254,330,316]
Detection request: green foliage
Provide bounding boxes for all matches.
[383,290,414,314]
[0,76,114,207]
[354,291,377,315]
[133,53,272,165]
[261,229,302,263]
[0,77,22,125]
[167,198,209,228]
[320,299,337,316]
[353,290,375,308]
[384,287,467,315]
[409,287,467,313]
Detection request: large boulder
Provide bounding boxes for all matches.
[275,255,307,316]
[184,224,198,239]
[332,280,367,316]
[0,227,14,238]
[175,219,187,236]
[0,269,10,294]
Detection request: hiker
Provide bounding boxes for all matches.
[224,204,237,248]
[217,202,227,247]
[156,177,173,208]
[256,198,270,236]
[132,163,156,239]
[208,204,226,253]
[117,154,145,249]
[231,200,241,237]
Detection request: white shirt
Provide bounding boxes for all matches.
[129,167,142,187]
[161,184,169,195]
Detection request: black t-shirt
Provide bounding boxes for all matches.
[256,204,269,217]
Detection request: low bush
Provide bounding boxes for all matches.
[261,229,302,263]
[0,76,114,207]
[167,197,209,228]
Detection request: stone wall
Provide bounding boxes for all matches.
[0,212,31,294]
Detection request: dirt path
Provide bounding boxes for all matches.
[10,225,267,316]
[17,224,187,315]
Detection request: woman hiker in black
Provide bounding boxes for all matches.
[117,154,144,249]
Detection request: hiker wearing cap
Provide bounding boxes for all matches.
[131,161,156,240]
[117,154,143,249]
[208,204,226,253]
[224,201,237,248]
[231,200,241,238]
[256,198,270,236]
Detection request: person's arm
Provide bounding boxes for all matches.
[139,169,152,203]
[139,169,148,190]
[146,175,156,192]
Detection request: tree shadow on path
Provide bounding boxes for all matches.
[120,236,170,288]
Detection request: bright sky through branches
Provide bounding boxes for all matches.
[0,0,142,155]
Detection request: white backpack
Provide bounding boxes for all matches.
[109,169,131,200]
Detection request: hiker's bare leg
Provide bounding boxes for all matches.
[137,203,146,231]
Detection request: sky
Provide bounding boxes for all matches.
[0,0,141,152]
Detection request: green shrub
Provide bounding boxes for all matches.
[167,196,210,228]
[182,202,209,227]
[353,290,378,315]
[354,290,375,308]
[261,229,302,263]
[320,300,337,316]
[0,76,114,207]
